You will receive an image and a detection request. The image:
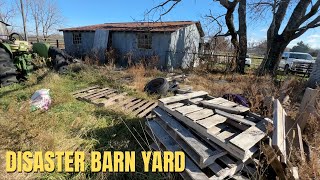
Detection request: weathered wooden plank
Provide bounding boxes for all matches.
[153,108,226,168]
[297,124,305,162]
[159,91,208,105]
[217,130,235,140]
[297,88,319,130]
[208,157,244,179]
[132,101,154,116]
[137,102,158,118]
[186,109,214,121]
[100,93,127,106]
[219,101,238,107]
[189,98,204,104]
[196,115,227,129]
[74,88,103,98]
[272,99,287,163]
[145,120,210,180]
[261,144,287,180]
[167,102,185,109]
[204,97,229,105]
[115,97,136,107]
[175,105,203,115]
[80,88,110,98]
[86,89,116,100]
[124,99,143,108]
[215,109,256,126]
[200,101,242,114]
[229,121,266,151]
[72,85,99,95]
[128,100,149,111]
[159,103,253,161]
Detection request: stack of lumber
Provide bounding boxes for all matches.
[146,91,271,179]
[146,90,308,179]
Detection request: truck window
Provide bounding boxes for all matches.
[289,53,313,60]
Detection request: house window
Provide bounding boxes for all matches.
[137,33,152,49]
[73,33,82,44]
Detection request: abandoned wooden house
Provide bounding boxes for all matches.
[59,21,205,69]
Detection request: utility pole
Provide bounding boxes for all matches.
[20,0,28,41]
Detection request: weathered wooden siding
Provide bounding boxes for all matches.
[169,23,201,69]
[63,31,95,57]
[62,24,202,69]
[111,31,171,68]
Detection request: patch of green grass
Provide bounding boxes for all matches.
[0,67,164,180]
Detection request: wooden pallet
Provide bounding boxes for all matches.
[72,86,157,118]
[153,107,227,168]
[146,120,254,180]
[158,91,267,162]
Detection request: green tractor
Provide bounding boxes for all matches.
[0,32,80,87]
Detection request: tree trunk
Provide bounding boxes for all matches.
[308,52,320,88]
[35,16,39,42]
[258,35,289,76]
[224,3,239,72]
[237,0,247,74]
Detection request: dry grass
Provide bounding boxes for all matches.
[0,62,318,179]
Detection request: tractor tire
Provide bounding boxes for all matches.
[144,78,169,96]
[48,46,73,61]
[0,48,11,61]
[0,61,18,77]
[53,55,69,70]
[0,48,18,87]
[58,65,69,74]
[0,76,18,87]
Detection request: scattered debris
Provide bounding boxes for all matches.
[145,90,304,179]
[30,89,52,111]
[72,86,157,117]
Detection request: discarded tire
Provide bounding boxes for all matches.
[144,78,169,96]
[0,47,18,87]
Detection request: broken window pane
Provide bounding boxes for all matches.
[73,33,82,44]
[137,33,152,49]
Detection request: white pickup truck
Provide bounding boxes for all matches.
[279,52,315,74]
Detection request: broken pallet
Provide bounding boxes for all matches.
[72,86,157,117]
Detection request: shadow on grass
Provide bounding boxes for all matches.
[79,109,170,180]
[0,70,51,99]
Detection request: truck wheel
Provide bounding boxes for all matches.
[0,48,18,87]
[144,78,169,96]
[284,65,290,74]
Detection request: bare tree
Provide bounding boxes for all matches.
[39,0,63,39]
[27,0,42,41]
[148,0,248,73]
[253,0,320,75]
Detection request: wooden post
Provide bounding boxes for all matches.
[296,88,319,131]
[273,99,287,163]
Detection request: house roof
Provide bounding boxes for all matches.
[59,21,205,37]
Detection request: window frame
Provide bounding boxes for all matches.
[72,32,82,45]
[137,33,152,49]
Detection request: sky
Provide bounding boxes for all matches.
[4,0,320,49]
